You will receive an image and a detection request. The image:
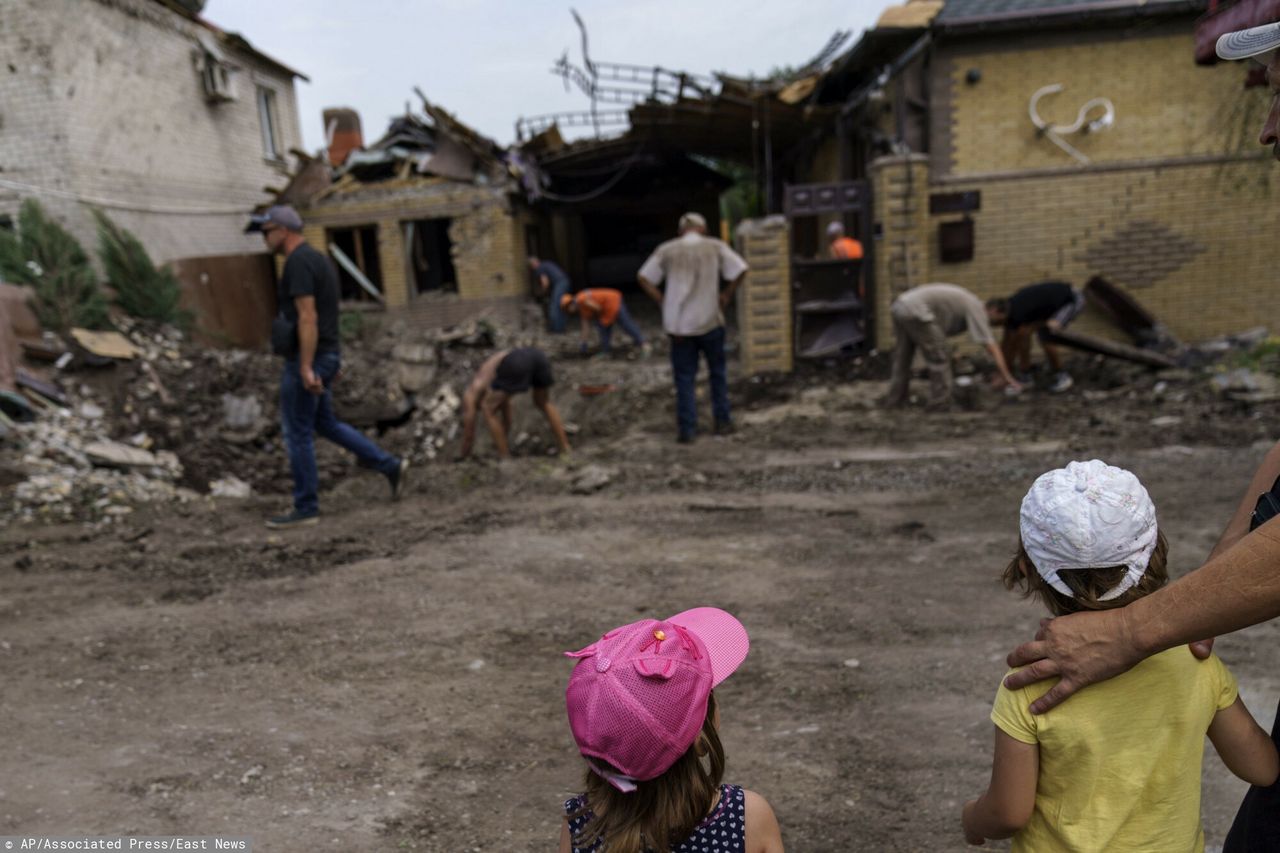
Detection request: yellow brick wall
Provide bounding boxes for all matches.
[875,155,1280,345]
[297,185,526,308]
[945,30,1270,175]
[738,217,793,374]
[871,155,933,349]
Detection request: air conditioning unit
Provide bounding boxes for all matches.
[194,50,238,103]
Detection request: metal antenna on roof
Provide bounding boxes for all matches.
[570,8,599,137]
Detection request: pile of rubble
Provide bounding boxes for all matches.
[0,312,530,523]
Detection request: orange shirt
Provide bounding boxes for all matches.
[831,236,864,260]
[578,288,622,326]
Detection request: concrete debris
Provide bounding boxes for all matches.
[222,393,263,431]
[209,475,253,499]
[1211,368,1280,403]
[571,464,615,495]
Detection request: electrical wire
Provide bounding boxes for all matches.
[535,147,647,203]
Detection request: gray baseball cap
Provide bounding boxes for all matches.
[1216,21,1280,61]
[245,204,304,234]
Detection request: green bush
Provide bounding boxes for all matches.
[0,199,109,331]
[92,208,190,327]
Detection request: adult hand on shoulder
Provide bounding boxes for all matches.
[1190,637,1215,659]
[1004,608,1144,714]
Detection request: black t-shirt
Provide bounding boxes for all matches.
[279,243,340,353]
[1006,281,1075,331]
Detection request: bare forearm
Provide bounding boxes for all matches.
[721,273,745,304]
[298,319,318,370]
[1211,440,1280,559]
[637,276,663,307]
[1131,522,1280,655]
[963,796,1020,841]
[483,408,509,457]
[985,342,1017,384]
[460,406,477,457]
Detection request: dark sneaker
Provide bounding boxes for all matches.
[387,458,409,501]
[265,510,318,530]
[713,421,735,436]
[677,433,695,444]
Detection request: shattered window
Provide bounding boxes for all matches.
[257,86,280,160]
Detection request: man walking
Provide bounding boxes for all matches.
[637,212,748,443]
[248,205,407,529]
[985,280,1086,393]
[529,255,573,334]
[884,282,1021,409]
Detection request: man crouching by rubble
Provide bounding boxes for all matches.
[248,205,408,530]
[457,347,571,460]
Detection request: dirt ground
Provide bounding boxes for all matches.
[3,332,1279,852]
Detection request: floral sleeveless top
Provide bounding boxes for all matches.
[564,783,746,852]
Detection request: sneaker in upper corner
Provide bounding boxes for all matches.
[265,509,319,530]
[387,458,410,501]
[1049,372,1074,394]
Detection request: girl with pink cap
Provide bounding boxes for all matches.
[559,607,784,852]
[962,460,1278,850]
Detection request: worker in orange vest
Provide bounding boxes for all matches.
[562,288,650,356]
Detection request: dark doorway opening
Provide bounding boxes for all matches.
[326,225,383,302]
[405,219,457,294]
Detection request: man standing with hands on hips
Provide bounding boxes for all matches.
[637,212,748,444]
[248,205,408,529]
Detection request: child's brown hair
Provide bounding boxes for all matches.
[1003,530,1170,617]
[569,692,724,853]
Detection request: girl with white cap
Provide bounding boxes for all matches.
[962,460,1278,851]
[558,607,784,852]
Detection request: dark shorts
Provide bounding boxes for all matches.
[490,347,553,394]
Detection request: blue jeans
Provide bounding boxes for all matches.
[669,326,729,439]
[548,280,570,333]
[280,350,398,515]
[597,302,646,352]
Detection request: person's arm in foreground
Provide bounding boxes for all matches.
[532,387,571,455]
[1208,695,1280,786]
[558,819,572,853]
[294,295,323,394]
[1006,519,1280,713]
[984,341,1022,391]
[744,789,785,853]
[1210,439,1280,560]
[962,728,1038,845]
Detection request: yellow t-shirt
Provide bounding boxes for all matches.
[992,647,1238,853]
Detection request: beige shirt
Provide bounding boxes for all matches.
[892,283,995,345]
[638,232,749,336]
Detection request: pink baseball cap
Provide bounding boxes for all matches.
[564,607,749,792]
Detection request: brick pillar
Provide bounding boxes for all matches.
[736,215,792,375]
[377,218,409,307]
[870,154,931,349]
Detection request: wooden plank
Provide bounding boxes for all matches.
[1044,328,1177,369]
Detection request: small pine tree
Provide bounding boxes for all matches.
[92,208,189,327]
[0,199,109,331]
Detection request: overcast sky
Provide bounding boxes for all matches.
[205,0,889,153]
